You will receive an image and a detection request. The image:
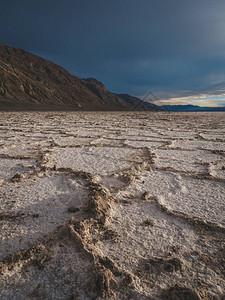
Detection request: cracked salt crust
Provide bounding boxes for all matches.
[49,146,137,175]
[0,174,87,259]
[0,111,224,299]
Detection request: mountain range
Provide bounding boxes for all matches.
[1,43,224,112]
[0,43,159,111]
[162,104,225,111]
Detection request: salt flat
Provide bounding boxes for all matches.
[0,111,224,299]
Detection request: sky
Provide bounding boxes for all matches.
[1,0,225,107]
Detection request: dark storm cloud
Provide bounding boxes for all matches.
[1,0,225,105]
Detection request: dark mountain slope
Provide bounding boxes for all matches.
[0,43,160,111]
[116,93,159,111]
[0,43,105,110]
[80,78,128,108]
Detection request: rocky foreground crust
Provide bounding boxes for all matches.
[0,111,224,299]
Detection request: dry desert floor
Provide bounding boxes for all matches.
[0,111,224,300]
